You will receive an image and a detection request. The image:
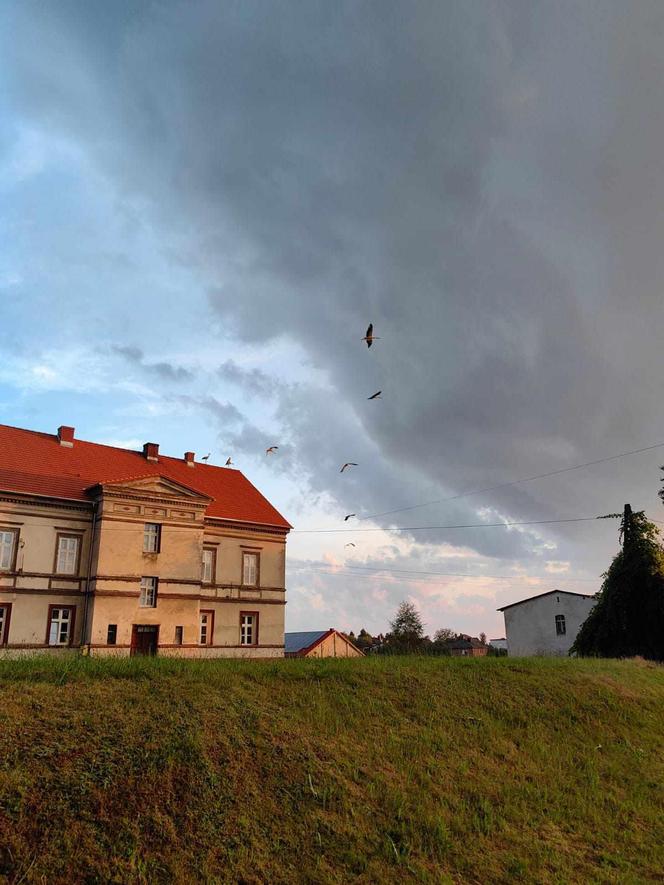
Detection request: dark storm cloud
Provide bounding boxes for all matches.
[112,345,194,382]
[6,0,664,576]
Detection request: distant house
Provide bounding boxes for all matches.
[285,629,364,658]
[445,634,488,657]
[498,589,597,656]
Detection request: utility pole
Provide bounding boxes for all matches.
[622,503,633,549]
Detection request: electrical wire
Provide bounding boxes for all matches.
[287,563,598,582]
[292,515,604,534]
[356,441,664,521]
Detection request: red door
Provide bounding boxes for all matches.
[131,625,159,656]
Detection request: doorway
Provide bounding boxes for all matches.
[131,624,159,656]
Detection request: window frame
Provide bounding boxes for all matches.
[107,624,118,646]
[199,609,215,646]
[240,611,259,647]
[241,551,260,587]
[174,625,184,645]
[143,523,162,554]
[0,527,19,573]
[555,614,566,636]
[46,605,76,647]
[53,532,82,576]
[202,546,217,585]
[139,576,158,608]
[0,602,12,645]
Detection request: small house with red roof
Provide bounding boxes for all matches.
[0,423,291,657]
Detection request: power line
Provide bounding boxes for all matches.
[356,441,664,521]
[289,566,601,586]
[288,563,598,582]
[292,515,603,534]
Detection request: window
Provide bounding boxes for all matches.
[240,612,258,646]
[0,604,11,645]
[202,547,216,584]
[555,614,566,636]
[174,626,183,645]
[139,576,158,607]
[48,606,75,646]
[143,523,161,553]
[200,610,214,646]
[0,529,17,572]
[242,552,259,586]
[55,534,80,575]
[107,624,117,645]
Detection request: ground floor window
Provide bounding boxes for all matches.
[555,614,566,636]
[175,626,183,645]
[139,576,158,607]
[0,604,11,645]
[199,610,214,645]
[107,624,117,645]
[48,606,75,646]
[240,612,258,646]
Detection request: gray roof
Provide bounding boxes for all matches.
[284,630,329,654]
[497,589,596,612]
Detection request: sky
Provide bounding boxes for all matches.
[2,0,664,639]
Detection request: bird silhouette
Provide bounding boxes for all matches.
[340,463,358,473]
[201,453,211,462]
[345,542,356,548]
[225,457,233,466]
[362,323,380,348]
[265,446,279,455]
[344,513,356,521]
[368,390,382,400]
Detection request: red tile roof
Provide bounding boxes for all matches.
[0,424,291,530]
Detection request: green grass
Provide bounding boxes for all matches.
[0,656,663,884]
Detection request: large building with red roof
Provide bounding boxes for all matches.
[0,423,291,657]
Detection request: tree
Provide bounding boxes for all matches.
[572,505,664,660]
[479,632,487,646]
[433,627,455,643]
[390,601,424,642]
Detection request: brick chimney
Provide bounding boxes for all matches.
[143,442,159,462]
[57,426,75,447]
[184,451,195,467]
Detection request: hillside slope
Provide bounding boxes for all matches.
[0,656,663,884]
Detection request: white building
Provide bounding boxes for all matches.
[498,589,597,657]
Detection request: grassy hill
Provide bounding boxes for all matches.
[0,656,663,884]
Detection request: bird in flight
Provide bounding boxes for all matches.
[362,323,380,348]
[225,457,233,466]
[344,513,356,521]
[201,453,210,462]
[265,446,279,455]
[368,390,382,400]
[345,542,356,548]
[340,462,358,473]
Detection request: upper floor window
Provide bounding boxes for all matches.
[0,529,18,572]
[555,614,566,636]
[139,576,158,608]
[240,612,258,646]
[48,606,75,646]
[55,534,80,575]
[242,552,259,587]
[202,547,216,584]
[143,523,161,553]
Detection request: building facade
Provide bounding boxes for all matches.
[0,424,290,657]
[498,589,597,657]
